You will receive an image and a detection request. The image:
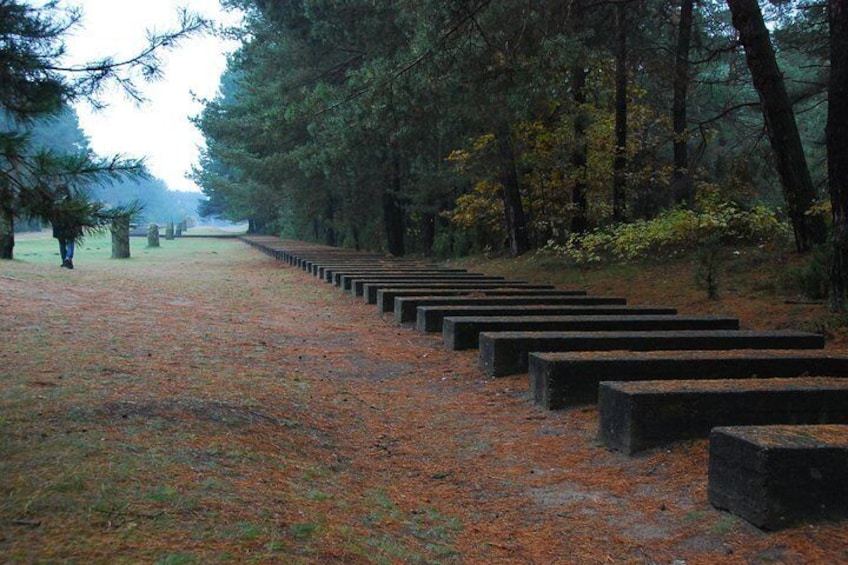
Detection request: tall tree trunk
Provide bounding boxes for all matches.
[672,0,694,207]
[495,120,530,256]
[612,0,628,223]
[383,158,405,256]
[421,211,436,256]
[570,0,590,234]
[324,197,336,246]
[351,225,361,251]
[829,0,848,311]
[0,208,14,260]
[727,0,826,252]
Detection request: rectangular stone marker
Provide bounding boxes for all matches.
[599,377,848,454]
[416,304,677,333]
[315,262,403,279]
[302,256,384,274]
[393,295,626,321]
[443,315,739,350]
[330,267,460,285]
[362,280,534,302]
[529,350,848,409]
[327,267,462,284]
[343,274,499,293]
[708,425,848,530]
[479,330,826,377]
[372,284,557,308]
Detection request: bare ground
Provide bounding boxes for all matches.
[1,237,847,564]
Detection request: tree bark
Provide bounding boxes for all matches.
[420,211,436,256]
[671,0,694,207]
[495,120,530,256]
[727,0,826,252]
[570,0,590,234]
[324,197,337,246]
[0,208,14,260]
[612,0,628,223]
[829,0,848,311]
[383,158,406,256]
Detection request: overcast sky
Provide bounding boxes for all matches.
[61,0,242,193]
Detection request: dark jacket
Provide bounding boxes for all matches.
[51,205,83,242]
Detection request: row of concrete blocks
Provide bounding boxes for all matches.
[240,236,848,531]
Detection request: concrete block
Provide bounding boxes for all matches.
[708,425,848,529]
[529,350,848,409]
[599,377,848,454]
[444,315,739,350]
[479,330,825,377]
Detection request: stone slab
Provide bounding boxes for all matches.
[326,267,465,283]
[444,315,739,350]
[324,266,469,286]
[315,263,426,278]
[343,274,501,293]
[416,304,677,333]
[303,257,402,275]
[528,349,848,410]
[708,425,848,530]
[599,377,848,454]
[480,330,826,377]
[393,295,627,321]
[529,350,848,409]
[360,280,530,301]
[372,285,563,308]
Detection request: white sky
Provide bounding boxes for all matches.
[61,0,242,193]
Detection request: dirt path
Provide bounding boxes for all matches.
[1,238,846,564]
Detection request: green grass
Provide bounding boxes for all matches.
[11,230,244,268]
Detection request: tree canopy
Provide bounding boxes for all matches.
[195,0,836,262]
[0,0,206,258]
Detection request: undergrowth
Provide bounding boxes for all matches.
[542,198,791,267]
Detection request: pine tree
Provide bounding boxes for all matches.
[0,0,205,259]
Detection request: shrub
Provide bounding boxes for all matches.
[544,200,792,266]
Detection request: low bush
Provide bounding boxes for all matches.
[543,199,792,266]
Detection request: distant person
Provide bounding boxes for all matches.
[50,191,83,269]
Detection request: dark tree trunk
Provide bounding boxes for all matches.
[612,0,628,223]
[111,216,131,259]
[351,225,361,251]
[727,0,827,252]
[421,212,436,256]
[495,120,530,256]
[829,0,848,311]
[0,208,14,260]
[672,0,694,207]
[324,198,336,246]
[570,0,590,235]
[383,159,406,256]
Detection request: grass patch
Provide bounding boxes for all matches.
[289,522,320,540]
[10,230,245,269]
[154,554,198,565]
[358,489,462,563]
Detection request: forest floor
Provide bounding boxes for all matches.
[2,232,847,564]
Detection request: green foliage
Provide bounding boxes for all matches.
[545,196,792,266]
[2,110,198,228]
[193,0,833,259]
[779,244,832,300]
